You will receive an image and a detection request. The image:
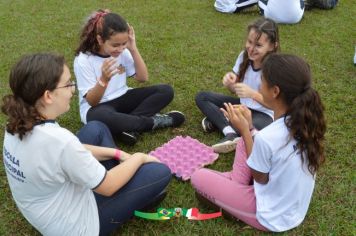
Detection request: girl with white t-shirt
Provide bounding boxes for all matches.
[191,54,326,232]
[195,18,280,153]
[74,9,185,146]
[2,53,171,236]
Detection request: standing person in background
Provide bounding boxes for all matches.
[191,53,326,232]
[195,18,279,153]
[2,53,171,236]
[74,9,185,146]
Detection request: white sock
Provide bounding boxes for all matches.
[222,126,236,136]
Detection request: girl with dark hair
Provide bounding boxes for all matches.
[191,54,326,232]
[2,53,171,236]
[74,9,185,145]
[195,18,280,153]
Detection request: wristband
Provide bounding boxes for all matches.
[250,127,258,136]
[97,78,107,88]
[114,149,121,161]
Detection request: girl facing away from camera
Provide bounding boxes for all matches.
[195,18,280,153]
[2,53,171,236]
[74,9,185,146]
[191,53,326,232]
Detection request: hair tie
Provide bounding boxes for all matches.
[95,12,107,23]
[90,11,108,29]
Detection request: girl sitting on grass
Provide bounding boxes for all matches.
[195,18,279,154]
[74,9,185,146]
[2,53,171,236]
[191,53,326,232]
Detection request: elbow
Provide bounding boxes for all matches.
[255,176,269,185]
[138,76,148,83]
[88,101,98,107]
[251,169,269,184]
[86,97,99,107]
[254,175,269,185]
[134,74,148,82]
[95,185,118,197]
[100,189,115,197]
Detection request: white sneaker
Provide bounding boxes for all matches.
[212,133,240,154]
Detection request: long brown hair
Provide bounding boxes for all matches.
[262,54,326,175]
[75,9,129,55]
[1,53,65,140]
[238,18,280,82]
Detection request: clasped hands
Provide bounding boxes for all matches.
[220,103,253,136]
[222,72,255,98]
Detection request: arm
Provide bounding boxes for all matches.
[234,83,271,109]
[82,144,131,161]
[127,25,148,82]
[221,103,269,184]
[93,153,160,196]
[84,58,118,106]
[251,169,269,184]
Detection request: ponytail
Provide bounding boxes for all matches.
[2,95,42,140]
[262,54,326,175]
[285,88,326,175]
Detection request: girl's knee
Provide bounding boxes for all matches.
[77,121,106,144]
[142,163,172,181]
[86,121,110,134]
[190,168,210,189]
[156,84,174,100]
[195,91,210,105]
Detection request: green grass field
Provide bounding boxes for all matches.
[0,1,355,235]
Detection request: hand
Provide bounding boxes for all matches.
[132,152,161,164]
[126,24,137,52]
[101,57,118,82]
[220,103,250,134]
[237,105,253,130]
[222,72,237,87]
[233,83,255,98]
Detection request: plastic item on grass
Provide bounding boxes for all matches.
[149,136,219,180]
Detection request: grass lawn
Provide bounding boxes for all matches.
[0,0,355,235]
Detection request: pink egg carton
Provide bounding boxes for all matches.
[149,136,219,181]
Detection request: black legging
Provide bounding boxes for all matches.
[195,91,273,134]
[87,84,174,135]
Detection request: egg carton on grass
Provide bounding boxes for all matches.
[149,136,219,181]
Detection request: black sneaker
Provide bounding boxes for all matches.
[118,131,138,146]
[152,111,185,130]
[201,117,216,133]
[212,133,240,154]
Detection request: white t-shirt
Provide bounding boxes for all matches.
[74,50,136,123]
[247,117,315,232]
[3,121,106,236]
[258,0,304,24]
[232,51,273,118]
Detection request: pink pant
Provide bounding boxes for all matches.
[190,139,268,231]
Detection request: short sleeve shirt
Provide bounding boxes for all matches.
[3,122,106,235]
[74,50,136,123]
